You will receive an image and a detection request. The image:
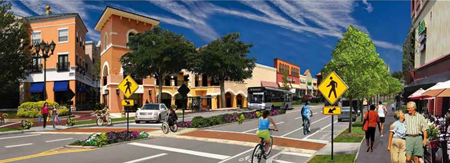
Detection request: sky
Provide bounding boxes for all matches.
[9,0,411,75]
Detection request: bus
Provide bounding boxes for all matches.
[247,87,293,110]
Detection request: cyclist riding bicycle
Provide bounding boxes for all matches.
[256,110,279,156]
[301,101,313,134]
[167,107,178,126]
[102,106,111,125]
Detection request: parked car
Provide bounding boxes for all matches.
[135,103,168,123]
[338,106,357,122]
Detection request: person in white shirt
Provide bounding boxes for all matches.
[391,103,395,112]
[376,101,388,137]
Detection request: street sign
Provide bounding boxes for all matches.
[118,75,139,98]
[318,71,348,105]
[122,99,134,106]
[177,83,190,97]
[323,106,342,115]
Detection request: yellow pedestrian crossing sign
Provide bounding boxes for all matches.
[318,71,348,105]
[118,75,138,98]
[122,99,134,106]
[323,106,341,115]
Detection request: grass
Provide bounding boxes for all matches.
[75,117,136,126]
[0,127,23,132]
[334,118,365,142]
[308,154,356,163]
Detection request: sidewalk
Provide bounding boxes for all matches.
[0,111,96,129]
[355,103,395,163]
[316,142,361,155]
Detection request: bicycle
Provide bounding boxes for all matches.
[96,112,112,126]
[161,116,178,134]
[251,128,275,163]
[303,118,310,135]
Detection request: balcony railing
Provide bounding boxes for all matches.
[57,62,70,72]
[31,64,42,73]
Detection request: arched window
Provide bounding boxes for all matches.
[126,29,138,44]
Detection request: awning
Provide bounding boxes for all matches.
[261,81,279,88]
[408,88,428,100]
[423,89,445,97]
[291,84,300,89]
[437,89,450,97]
[307,86,313,90]
[134,85,144,94]
[54,81,69,92]
[299,84,307,90]
[30,83,44,93]
[77,85,90,93]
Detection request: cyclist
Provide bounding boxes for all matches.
[256,110,279,156]
[167,107,178,127]
[102,106,111,125]
[301,101,313,134]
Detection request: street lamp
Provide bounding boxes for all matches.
[34,40,56,100]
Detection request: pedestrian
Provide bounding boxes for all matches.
[404,101,428,163]
[388,111,407,163]
[363,104,380,152]
[391,103,396,112]
[51,106,58,129]
[41,102,50,128]
[377,101,388,137]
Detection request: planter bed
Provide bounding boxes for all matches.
[69,131,150,148]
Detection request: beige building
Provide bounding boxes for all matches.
[245,63,277,88]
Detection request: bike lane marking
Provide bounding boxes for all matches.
[129,142,230,160]
[281,116,329,137]
[302,120,338,140]
[217,148,254,163]
[123,153,167,163]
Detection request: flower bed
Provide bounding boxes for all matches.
[17,101,70,118]
[69,131,149,147]
[185,109,286,128]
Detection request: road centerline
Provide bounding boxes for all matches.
[128,142,230,160]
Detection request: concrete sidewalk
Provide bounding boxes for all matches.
[355,103,395,163]
[316,142,361,155]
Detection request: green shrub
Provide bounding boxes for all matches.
[21,120,33,129]
[57,106,69,116]
[67,118,76,126]
[191,116,212,128]
[17,101,60,118]
[237,114,246,125]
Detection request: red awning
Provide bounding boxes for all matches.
[261,81,279,88]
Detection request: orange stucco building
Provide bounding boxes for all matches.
[20,6,98,110]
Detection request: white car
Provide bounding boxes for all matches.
[135,103,168,123]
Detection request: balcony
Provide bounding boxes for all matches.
[76,63,86,75]
[56,62,70,72]
[31,64,42,73]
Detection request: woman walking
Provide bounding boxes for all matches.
[51,106,58,129]
[388,111,407,163]
[364,105,380,152]
[41,102,50,128]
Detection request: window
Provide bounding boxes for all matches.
[104,33,108,50]
[80,37,83,47]
[32,32,41,45]
[58,29,68,42]
[57,54,69,71]
[31,57,41,72]
[76,31,79,43]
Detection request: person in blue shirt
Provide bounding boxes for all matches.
[388,111,406,163]
[256,110,279,156]
[301,101,313,134]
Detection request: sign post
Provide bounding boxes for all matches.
[177,84,190,126]
[118,75,139,134]
[318,71,348,160]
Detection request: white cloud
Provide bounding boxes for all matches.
[362,0,374,13]
[372,40,403,52]
[10,3,32,17]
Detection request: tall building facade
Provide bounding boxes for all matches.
[404,0,450,116]
[273,58,301,97]
[20,6,96,110]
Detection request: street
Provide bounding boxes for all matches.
[0,105,352,163]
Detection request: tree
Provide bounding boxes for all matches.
[281,71,290,91]
[322,26,389,133]
[0,0,31,96]
[194,33,256,108]
[391,71,403,80]
[120,26,196,103]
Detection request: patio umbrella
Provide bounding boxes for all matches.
[422,80,450,116]
[408,88,428,100]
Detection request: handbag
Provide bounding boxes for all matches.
[362,111,370,131]
[38,116,42,122]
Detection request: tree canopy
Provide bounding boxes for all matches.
[281,71,290,91]
[0,0,31,95]
[194,33,256,108]
[120,26,196,103]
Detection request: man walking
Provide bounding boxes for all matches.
[404,101,428,163]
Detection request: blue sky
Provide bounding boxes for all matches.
[10,0,411,75]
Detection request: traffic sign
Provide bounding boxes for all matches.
[122,99,134,106]
[323,106,342,115]
[318,71,348,105]
[177,83,190,97]
[118,75,139,98]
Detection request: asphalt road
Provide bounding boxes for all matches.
[0,105,353,163]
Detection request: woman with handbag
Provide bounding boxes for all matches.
[363,105,380,152]
[41,102,50,129]
[51,106,58,129]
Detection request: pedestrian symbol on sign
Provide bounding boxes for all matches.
[327,77,338,98]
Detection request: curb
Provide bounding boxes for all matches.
[63,137,154,149]
[0,130,28,135]
[354,138,365,163]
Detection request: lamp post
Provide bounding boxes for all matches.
[33,40,56,100]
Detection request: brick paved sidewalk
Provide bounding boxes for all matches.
[49,128,159,133]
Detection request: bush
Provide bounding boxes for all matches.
[191,116,211,128]
[57,106,70,116]
[67,118,77,126]
[71,131,150,147]
[17,101,62,118]
[21,120,33,129]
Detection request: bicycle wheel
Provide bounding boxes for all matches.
[251,144,263,163]
[161,122,169,134]
[303,119,308,135]
[107,118,112,126]
[266,136,274,155]
[170,124,178,132]
[96,118,103,126]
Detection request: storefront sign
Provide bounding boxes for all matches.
[418,20,426,35]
